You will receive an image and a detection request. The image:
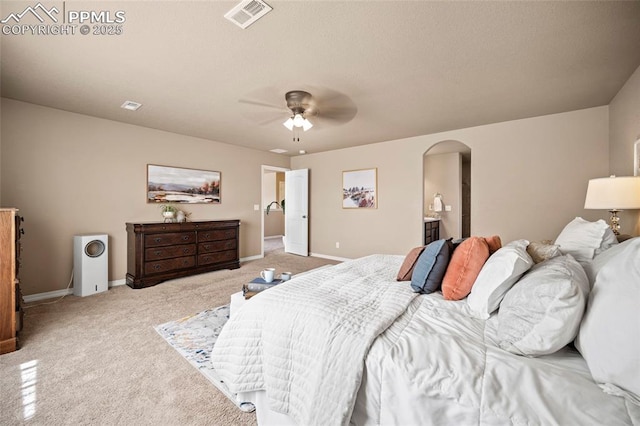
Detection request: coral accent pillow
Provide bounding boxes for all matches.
[396,246,426,281]
[484,235,502,255]
[442,237,490,300]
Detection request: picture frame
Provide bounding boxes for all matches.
[342,168,377,209]
[147,164,221,204]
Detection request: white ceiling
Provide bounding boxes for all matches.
[2,1,640,156]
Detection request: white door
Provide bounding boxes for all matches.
[285,169,309,256]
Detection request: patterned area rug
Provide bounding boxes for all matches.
[154,305,255,412]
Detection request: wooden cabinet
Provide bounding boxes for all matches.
[126,220,240,289]
[424,219,440,245]
[1,208,24,355]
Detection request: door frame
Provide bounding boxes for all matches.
[261,165,290,258]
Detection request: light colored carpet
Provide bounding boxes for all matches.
[0,245,339,426]
[154,304,256,412]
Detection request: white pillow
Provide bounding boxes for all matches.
[497,254,589,356]
[575,237,640,402]
[467,239,533,319]
[596,227,618,255]
[582,237,633,287]
[555,217,610,263]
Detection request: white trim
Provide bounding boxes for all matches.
[241,254,264,262]
[309,252,351,262]
[23,279,127,302]
[23,288,72,303]
[264,235,283,240]
[110,279,127,287]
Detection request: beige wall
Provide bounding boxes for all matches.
[293,107,610,259]
[1,99,289,295]
[264,210,284,237]
[609,64,640,235]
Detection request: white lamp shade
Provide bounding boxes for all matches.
[302,118,313,131]
[584,176,640,210]
[283,117,294,131]
[292,114,305,127]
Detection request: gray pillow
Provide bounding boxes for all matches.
[410,239,452,294]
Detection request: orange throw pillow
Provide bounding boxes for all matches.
[442,237,490,300]
[484,235,502,255]
[397,246,426,281]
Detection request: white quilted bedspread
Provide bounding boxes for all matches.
[210,254,417,426]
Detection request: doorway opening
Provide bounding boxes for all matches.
[261,165,288,257]
[423,141,471,243]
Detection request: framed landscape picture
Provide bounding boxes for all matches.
[147,164,221,204]
[342,168,377,209]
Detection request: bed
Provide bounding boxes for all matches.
[211,218,640,425]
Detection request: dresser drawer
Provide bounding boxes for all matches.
[198,250,236,266]
[199,239,237,253]
[126,220,240,289]
[145,232,196,248]
[145,244,196,260]
[145,256,196,275]
[198,228,237,242]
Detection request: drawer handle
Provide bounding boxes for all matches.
[155,251,162,256]
[204,244,210,250]
[225,242,233,248]
[204,233,211,239]
[183,248,190,254]
[153,264,161,270]
[182,235,190,241]
[155,238,162,243]
[183,260,190,265]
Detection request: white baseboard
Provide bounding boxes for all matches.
[241,254,263,262]
[264,235,283,240]
[309,252,351,262]
[23,278,128,303]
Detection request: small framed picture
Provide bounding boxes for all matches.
[634,138,640,176]
[342,168,377,209]
[147,164,221,204]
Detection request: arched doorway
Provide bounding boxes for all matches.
[423,140,471,242]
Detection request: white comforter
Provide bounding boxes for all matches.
[356,293,640,425]
[210,255,418,426]
[212,255,639,426]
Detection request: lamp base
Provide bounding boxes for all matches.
[608,209,621,236]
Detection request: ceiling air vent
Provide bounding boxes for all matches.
[121,100,142,111]
[224,0,272,29]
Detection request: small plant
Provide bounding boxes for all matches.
[160,204,178,213]
[265,199,285,215]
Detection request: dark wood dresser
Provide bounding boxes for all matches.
[126,220,240,289]
[0,208,24,354]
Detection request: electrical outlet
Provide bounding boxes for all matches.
[336,242,340,249]
[254,204,260,211]
[445,205,452,212]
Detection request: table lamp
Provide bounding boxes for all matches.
[584,175,640,235]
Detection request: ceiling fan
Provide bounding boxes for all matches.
[239,87,358,141]
[283,90,315,132]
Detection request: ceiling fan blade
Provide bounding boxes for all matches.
[238,99,284,110]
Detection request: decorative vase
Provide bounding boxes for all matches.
[162,211,175,223]
[176,211,186,223]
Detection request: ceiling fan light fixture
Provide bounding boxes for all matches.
[292,113,305,127]
[283,117,294,131]
[302,118,313,131]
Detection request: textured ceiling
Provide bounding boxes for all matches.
[2,1,640,156]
